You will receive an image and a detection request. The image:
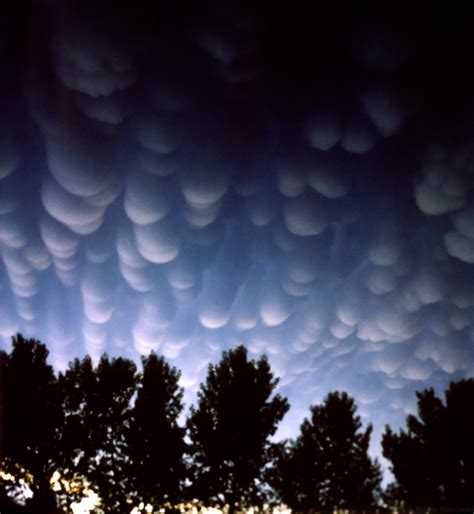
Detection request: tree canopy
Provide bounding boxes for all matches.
[129,352,186,507]
[382,378,474,509]
[59,354,138,513]
[1,335,62,513]
[186,345,289,512]
[2,333,474,513]
[271,391,381,511]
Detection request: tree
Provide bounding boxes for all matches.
[0,334,63,513]
[0,348,8,504]
[129,352,186,509]
[382,378,474,509]
[186,345,289,513]
[59,354,138,513]
[271,391,381,511]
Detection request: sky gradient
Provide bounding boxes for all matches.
[1,2,474,480]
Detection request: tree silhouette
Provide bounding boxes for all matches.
[382,378,474,509]
[0,334,62,513]
[186,345,289,513]
[59,354,138,513]
[0,348,7,504]
[129,352,186,509]
[271,391,381,511]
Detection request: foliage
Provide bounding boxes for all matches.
[59,354,138,513]
[129,352,186,507]
[270,391,382,511]
[186,345,289,512]
[3,332,474,513]
[0,335,62,513]
[382,378,474,509]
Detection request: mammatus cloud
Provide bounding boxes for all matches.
[1,0,474,483]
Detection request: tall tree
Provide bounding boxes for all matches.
[1,334,62,513]
[271,391,381,511]
[0,348,7,505]
[59,354,138,513]
[186,345,289,513]
[382,378,474,509]
[129,352,186,508]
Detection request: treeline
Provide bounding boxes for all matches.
[0,334,473,514]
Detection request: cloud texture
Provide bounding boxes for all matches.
[1,1,474,479]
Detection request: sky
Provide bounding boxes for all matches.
[1,1,474,482]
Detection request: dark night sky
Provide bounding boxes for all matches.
[1,1,474,480]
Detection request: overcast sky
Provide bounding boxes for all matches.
[1,1,474,481]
